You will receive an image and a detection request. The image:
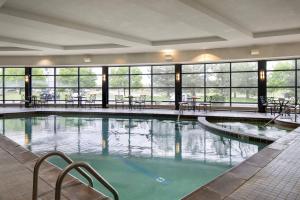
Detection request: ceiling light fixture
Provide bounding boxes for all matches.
[83,55,92,63]
[250,49,260,56]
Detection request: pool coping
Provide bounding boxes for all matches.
[0,134,110,200]
[0,108,300,200]
[182,119,300,200]
[198,116,276,143]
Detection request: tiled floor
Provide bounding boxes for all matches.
[0,134,109,200]
[0,107,300,200]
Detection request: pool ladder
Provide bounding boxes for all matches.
[32,151,119,200]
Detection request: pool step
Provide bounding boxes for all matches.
[32,151,119,200]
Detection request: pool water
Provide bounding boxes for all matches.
[0,115,266,200]
[212,119,293,140]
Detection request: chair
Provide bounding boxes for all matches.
[134,95,147,109]
[284,97,296,117]
[197,97,209,112]
[115,95,125,108]
[179,96,189,113]
[85,94,96,108]
[65,94,74,108]
[38,94,48,107]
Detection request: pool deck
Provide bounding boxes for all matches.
[0,107,300,200]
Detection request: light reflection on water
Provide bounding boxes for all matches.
[0,115,266,200]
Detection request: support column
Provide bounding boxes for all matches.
[25,67,32,108]
[102,66,109,108]
[258,60,267,113]
[175,64,182,110]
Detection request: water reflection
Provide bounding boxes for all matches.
[0,115,266,166]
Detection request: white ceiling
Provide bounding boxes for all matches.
[0,0,299,55]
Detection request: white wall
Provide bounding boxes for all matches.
[0,42,300,67]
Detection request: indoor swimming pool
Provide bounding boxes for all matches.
[0,114,266,200]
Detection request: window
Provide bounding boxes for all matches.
[182,64,205,101]
[206,63,230,103]
[267,60,295,99]
[56,68,78,102]
[4,68,25,103]
[80,67,102,102]
[231,62,258,105]
[32,68,55,103]
[109,67,129,101]
[152,65,175,104]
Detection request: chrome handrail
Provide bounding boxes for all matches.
[32,151,93,200]
[55,162,119,200]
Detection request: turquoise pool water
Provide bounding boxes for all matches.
[0,115,266,200]
[211,119,293,140]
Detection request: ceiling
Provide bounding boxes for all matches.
[0,0,299,56]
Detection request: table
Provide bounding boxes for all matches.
[73,95,86,107]
[273,99,289,114]
[29,96,38,107]
[187,96,201,111]
[125,96,135,109]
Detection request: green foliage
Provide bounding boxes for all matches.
[57,68,97,87]
[268,62,294,87]
[5,68,26,86]
[109,67,143,87]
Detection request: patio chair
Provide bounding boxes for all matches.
[263,97,276,115]
[85,94,96,108]
[39,96,48,107]
[134,95,147,109]
[284,97,296,117]
[65,94,74,108]
[115,95,125,108]
[179,96,189,113]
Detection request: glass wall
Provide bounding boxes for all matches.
[32,68,55,103]
[109,66,129,102]
[267,60,295,99]
[231,62,258,106]
[1,59,300,107]
[80,67,102,103]
[108,65,175,105]
[4,68,25,103]
[152,65,175,105]
[31,67,103,104]
[182,62,258,106]
[182,64,205,101]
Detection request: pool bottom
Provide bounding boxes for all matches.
[49,153,231,200]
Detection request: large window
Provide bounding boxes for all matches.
[56,67,78,103]
[130,66,151,102]
[231,62,258,106]
[152,65,175,105]
[108,65,175,105]
[267,60,295,99]
[4,68,25,103]
[181,62,258,106]
[206,63,230,103]
[182,64,205,101]
[109,67,129,101]
[32,68,55,103]
[80,67,102,103]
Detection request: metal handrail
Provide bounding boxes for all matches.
[55,162,119,200]
[32,151,93,200]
